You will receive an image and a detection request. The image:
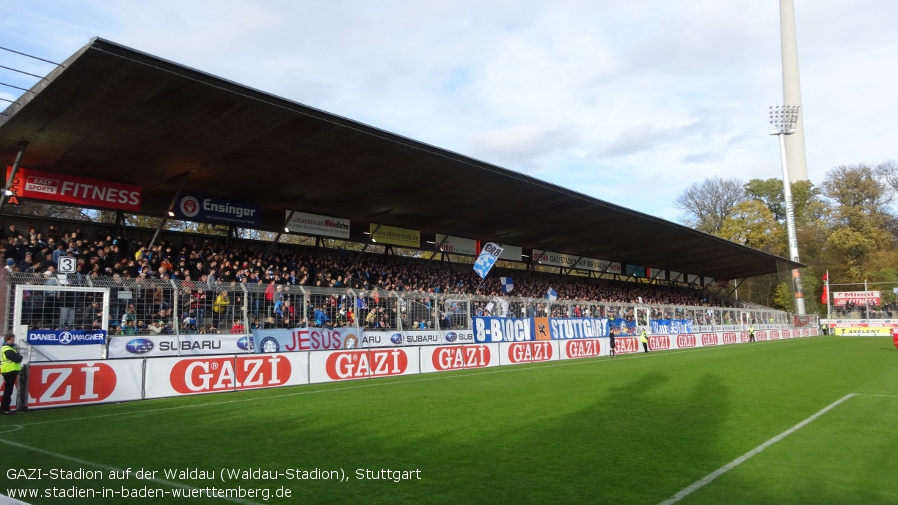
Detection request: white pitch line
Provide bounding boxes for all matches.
[0,426,265,505]
[657,393,856,505]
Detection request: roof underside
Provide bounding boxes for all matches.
[0,38,801,280]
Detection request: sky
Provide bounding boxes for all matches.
[0,0,895,224]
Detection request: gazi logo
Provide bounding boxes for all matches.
[170,356,291,394]
[432,345,490,371]
[676,334,696,348]
[507,341,553,363]
[615,337,639,354]
[701,333,719,346]
[28,363,118,407]
[325,350,409,380]
[565,339,601,358]
[648,335,670,351]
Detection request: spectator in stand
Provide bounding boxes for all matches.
[181,313,197,334]
[121,319,137,335]
[121,304,137,329]
[212,290,231,326]
[275,299,295,328]
[58,287,79,329]
[152,286,168,313]
[17,251,35,273]
[313,306,330,328]
[3,221,727,334]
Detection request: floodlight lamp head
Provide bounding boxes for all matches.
[768,104,800,135]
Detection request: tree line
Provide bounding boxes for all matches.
[674,161,898,312]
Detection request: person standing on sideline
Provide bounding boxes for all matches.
[1,332,23,414]
[609,328,617,358]
[640,327,649,353]
[749,324,756,342]
[891,326,898,351]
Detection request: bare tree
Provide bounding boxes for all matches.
[673,176,745,235]
[875,159,898,198]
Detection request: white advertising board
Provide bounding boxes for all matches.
[144,353,308,398]
[419,344,500,373]
[308,348,420,384]
[27,359,143,410]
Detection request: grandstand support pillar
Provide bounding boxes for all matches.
[148,172,191,253]
[114,209,126,238]
[0,140,28,217]
[354,209,393,264]
[427,233,452,260]
[266,203,303,257]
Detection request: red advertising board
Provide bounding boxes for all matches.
[6,166,141,211]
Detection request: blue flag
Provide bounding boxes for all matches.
[546,288,558,301]
[473,242,504,279]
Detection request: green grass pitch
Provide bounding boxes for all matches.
[4,335,898,505]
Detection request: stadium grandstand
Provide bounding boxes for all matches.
[0,38,809,367]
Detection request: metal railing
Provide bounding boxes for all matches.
[2,271,800,339]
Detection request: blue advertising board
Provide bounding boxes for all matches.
[27,330,107,345]
[174,193,261,226]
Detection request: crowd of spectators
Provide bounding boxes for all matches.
[1,222,732,335]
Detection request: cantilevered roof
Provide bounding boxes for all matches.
[0,38,801,280]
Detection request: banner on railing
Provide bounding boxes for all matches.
[107,334,254,358]
[650,319,693,335]
[27,329,106,346]
[547,318,607,339]
[608,319,637,335]
[473,317,534,342]
[252,327,358,353]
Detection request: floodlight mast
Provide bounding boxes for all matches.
[770,105,805,315]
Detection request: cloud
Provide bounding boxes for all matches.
[467,124,580,172]
[1,0,896,224]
